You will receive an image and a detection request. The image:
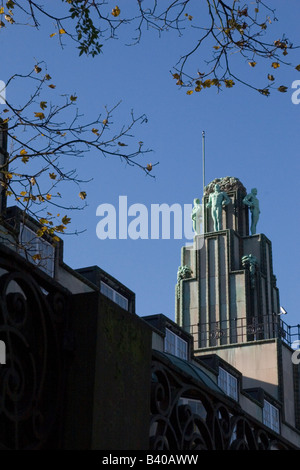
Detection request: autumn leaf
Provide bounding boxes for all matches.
[61,215,71,225]
[32,254,42,261]
[278,86,288,93]
[40,101,47,110]
[258,88,270,97]
[186,90,193,95]
[52,235,60,242]
[92,128,99,135]
[70,95,77,101]
[213,45,220,50]
[21,155,29,163]
[34,112,45,120]
[271,62,280,69]
[20,191,27,197]
[34,65,42,73]
[268,74,275,81]
[295,65,300,71]
[172,73,180,80]
[44,74,51,80]
[59,28,66,34]
[50,32,57,38]
[146,163,152,172]
[224,79,235,88]
[20,149,27,155]
[79,191,87,200]
[4,14,14,24]
[118,141,127,146]
[46,194,52,200]
[248,61,257,67]
[0,7,4,14]
[48,84,56,89]
[111,6,120,17]
[102,119,108,125]
[49,172,57,180]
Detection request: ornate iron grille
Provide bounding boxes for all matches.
[150,351,296,450]
[0,248,69,449]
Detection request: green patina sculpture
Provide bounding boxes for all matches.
[206,183,231,231]
[243,188,260,235]
[191,198,202,235]
[177,265,192,282]
[242,254,258,288]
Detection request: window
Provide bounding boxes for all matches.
[100,281,129,310]
[218,367,238,400]
[263,400,280,434]
[164,328,187,360]
[19,224,55,277]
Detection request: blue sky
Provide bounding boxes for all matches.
[2,1,300,328]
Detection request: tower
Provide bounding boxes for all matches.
[175,176,300,442]
[176,176,280,346]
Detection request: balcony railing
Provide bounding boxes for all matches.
[183,315,300,350]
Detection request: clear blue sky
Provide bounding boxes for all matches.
[2,1,300,328]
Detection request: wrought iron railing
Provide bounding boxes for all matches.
[150,350,298,450]
[182,315,300,350]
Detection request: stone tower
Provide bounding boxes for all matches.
[176,176,280,349]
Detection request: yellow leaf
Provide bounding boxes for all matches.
[46,194,52,200]
[21,155,29,163]
[48,84,56,89]
[213,45,220,50]
[186,90,193,95]
[44,74,51,80]
[50,32,56,38]
[40,101,47,110]
[0,7,4,14]
[59,28,66,34]
[49,172,57,180]
[34,112,45,120]
[248,61,257,67]
[271,62,280,69]
[32,253,42,261]
[268,74,275,81]
[4,14,14,24]
[79,191,87,200]
[172,73,180,80]
[20,149,27,155]
[92,128,99,135]
[102,119,108,125]
[34,65,42,73]
[53,235,60,242]
[146,163,152,172]
[111,6,120,17]
[224,79,235,88]
[62,215,71,225]
[70,95,77,101]
[20,191,27,196]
